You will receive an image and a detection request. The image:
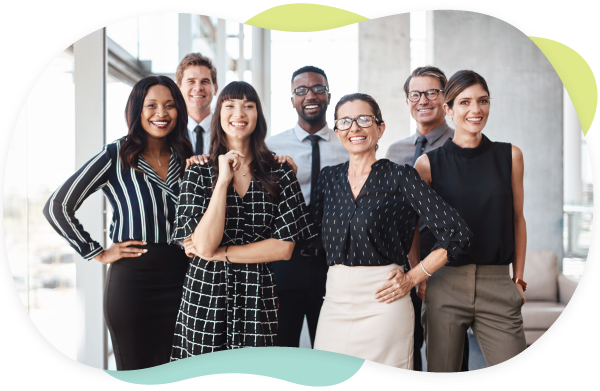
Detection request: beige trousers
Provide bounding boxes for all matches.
[422,264,527,372]
[314,264,414,369]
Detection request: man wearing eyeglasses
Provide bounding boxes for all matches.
[386,66,469,372]
[266,66,348,348]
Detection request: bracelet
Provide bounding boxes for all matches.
[420,261,432,277]
[225,246,231,263]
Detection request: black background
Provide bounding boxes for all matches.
[0,3,600,385]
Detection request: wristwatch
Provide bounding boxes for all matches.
[513,277,527,292]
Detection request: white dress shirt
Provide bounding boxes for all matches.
[187,113,212,155]
[266,123,349,205]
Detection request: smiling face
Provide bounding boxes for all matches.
[179,65,218,114]
[291,72,330,127]
[219,96,258,142]
[140,85,178,140]
[444,83,490,136]
[406,76,446,130]
[334,100,385,155]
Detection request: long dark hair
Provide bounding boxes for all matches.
[209,81,280,201]
[120,75,193,178]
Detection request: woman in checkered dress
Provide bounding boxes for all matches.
[170,81,316,359]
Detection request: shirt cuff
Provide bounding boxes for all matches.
[83,245,105,261]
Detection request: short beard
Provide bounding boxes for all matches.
[298,108,327,126]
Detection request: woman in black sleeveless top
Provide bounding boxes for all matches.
[414,70,527,372]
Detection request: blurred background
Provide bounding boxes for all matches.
[3,11,591,370]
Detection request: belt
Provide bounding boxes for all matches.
[299,246,325,257]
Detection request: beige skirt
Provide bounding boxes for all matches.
[314,263,414,369]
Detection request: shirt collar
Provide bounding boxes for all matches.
[187,113,212,132]
[413,121,453,145]
[199,113,212,131]
[293,122,332,142]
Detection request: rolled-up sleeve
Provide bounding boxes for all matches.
[43,145,113,260]
[400,165,473,260]
[271,163,317,242]
[171,164,210,241]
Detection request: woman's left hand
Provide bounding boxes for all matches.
[185,154,210,170]
[515,283,526,304]
[374,268,414,303]
[183,236,201,258]
[274,155,298,175]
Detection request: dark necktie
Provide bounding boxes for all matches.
[412,135,428,166]
[307,135,321,204]
[194,125,204,155]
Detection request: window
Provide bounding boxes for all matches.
[3,51,77,360]
[270,25,359,135]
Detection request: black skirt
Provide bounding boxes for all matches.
[104,243,189,370]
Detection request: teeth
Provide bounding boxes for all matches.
[231,122,246,127]
[305,105,318,109]
[191,95,206,98]
[418,109,432,112]
[467,118,482,122]
[350,137,366,142]
[152,121,168,126]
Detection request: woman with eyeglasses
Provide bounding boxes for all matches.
[310,93,473,369]
[169,81,316,359]
[414,70,527,371]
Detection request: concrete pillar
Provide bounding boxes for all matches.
[73,29,108,368]
[237,23,245,81]
[428,11,564,266]
[564,88,583,254]
[216,19,227,91]
[358,14,411,157]
[178,13,193,63]
[252,27,271,135]
[564,89,583,205]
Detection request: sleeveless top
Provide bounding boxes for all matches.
[426,134,514,266]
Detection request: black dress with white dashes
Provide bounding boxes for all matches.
[170,162,316,359]
[310,159,472,269]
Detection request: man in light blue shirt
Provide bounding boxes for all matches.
[266,66,348,348]
[176,53,218,155]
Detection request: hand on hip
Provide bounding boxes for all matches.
[374,268,413,304]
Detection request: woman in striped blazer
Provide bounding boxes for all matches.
[43,75,194,370]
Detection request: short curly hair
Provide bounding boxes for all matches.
[291,65,328,85]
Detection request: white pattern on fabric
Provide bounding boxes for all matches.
[43,139,182,260]
[310,159,472,268]
[170,162,316,359]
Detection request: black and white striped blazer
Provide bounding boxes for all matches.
[43,138,182,260]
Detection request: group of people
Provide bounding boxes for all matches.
[43,52,528,372]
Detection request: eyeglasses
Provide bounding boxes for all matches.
[407,89,443,102]
[292,85,329,96]
[334,115,379,131]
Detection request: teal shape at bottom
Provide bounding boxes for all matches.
[104,347,365,386]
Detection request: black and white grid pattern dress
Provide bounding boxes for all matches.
[170,162,316,359]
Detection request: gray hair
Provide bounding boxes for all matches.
[403,66,448,96]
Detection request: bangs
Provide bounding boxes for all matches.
[218,81,260,104]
